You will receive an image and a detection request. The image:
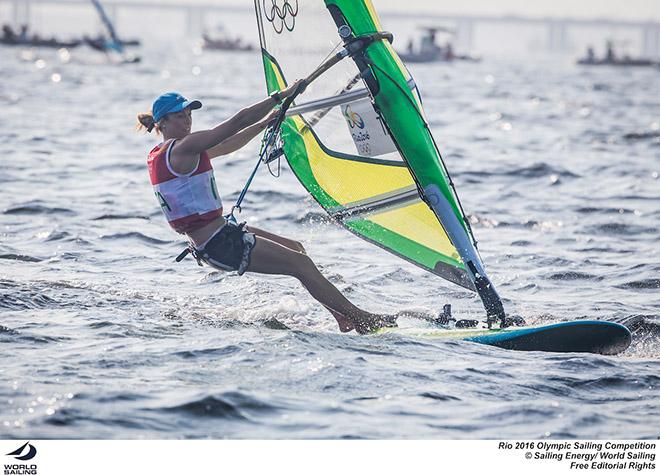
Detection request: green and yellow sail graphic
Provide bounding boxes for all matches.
[255,0,505,315]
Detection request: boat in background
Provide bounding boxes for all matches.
[1,23,81,49]
[200,25,254,52]
[398,26,480,63]
[577,40,658,67]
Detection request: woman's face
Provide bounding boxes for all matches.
[160,107,193,137]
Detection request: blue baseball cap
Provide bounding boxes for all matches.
[152,92,202,122]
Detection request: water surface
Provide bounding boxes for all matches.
[0,37,658,439]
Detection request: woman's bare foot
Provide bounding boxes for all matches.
[323,305,397,334]
[352,314,398,335]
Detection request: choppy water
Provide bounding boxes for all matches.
[1,34,659,439]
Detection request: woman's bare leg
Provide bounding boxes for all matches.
[246,225,306,254]
[246,235,395,334]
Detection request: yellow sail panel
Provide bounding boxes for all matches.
[365,202,462,264]
[292,117,413,205]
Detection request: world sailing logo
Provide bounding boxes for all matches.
[5,443,36,462]
[343,106,365,129]
[263,0,298,34]
[4,442,38,475]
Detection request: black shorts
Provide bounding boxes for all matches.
[197,222,256,275]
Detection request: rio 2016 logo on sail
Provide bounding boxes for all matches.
[263,0,298,34]
[343,106,365,129]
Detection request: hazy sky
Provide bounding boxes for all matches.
[140,0,660,21]
[376,0,660,20]
[2,0,659,22]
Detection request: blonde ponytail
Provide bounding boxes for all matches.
[136,112,159,134]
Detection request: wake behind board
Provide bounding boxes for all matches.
[379,320,631,355]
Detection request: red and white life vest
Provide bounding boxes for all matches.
[147,139,223,234]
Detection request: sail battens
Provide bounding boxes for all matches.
[330,186,419,220]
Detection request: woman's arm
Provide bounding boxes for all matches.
[207,110,278,158]
[175,80,302,159]
[175,96,276,159]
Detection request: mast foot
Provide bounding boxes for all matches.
[467,261,507,328]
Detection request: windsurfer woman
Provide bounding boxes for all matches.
[137,88,397,334]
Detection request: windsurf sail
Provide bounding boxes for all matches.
[89,0,123,53]
[254,0,506,324]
